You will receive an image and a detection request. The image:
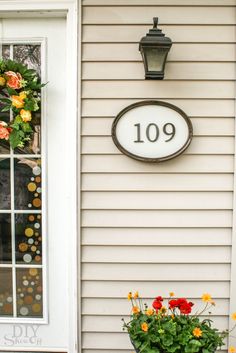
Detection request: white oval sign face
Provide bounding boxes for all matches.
[112,100,193,162]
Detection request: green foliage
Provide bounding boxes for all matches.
[0,58,46,148]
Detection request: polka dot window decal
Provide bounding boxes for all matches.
[15,214,42,265]
[16,268,43,318]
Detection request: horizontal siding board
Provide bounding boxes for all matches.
[82,263,230,280]
[82,315,228,332]
[82,136,235,154]
[82,100,235,117]
[82,43,236,62]
[82,62,235,80]
[82,281,230,298]
[82,174,234,191]
[82,81,235,99]
[82,25,236,43]
[82,191,233,210]
[82,155,234,173]
[83,0,236,5]
[82,245,230,263]
[82,228,232,245]
[82,298,229,315]
[82,210,232,227]
[83,7,236,24]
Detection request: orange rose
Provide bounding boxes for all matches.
[5,71,22,89]
[0,121,10,140]
[20,109,32,122]
[11,95,25,109]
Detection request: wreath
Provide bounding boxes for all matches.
[0,59,46,149]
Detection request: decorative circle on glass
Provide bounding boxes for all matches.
[112,100,193,163]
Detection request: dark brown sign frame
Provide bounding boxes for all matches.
[111,100,193,163]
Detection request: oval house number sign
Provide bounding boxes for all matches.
[112,100,193,162]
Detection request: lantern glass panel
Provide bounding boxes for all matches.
[145,47,168,72]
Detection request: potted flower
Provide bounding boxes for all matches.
[122,291,236,353]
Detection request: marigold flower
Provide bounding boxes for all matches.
[0,76,6,86]
[132,306,140,314]
[229,347,236,353]
[193,327,202,338]
[20,109,32,122]
[133,291,139,299]
[145,308,154,316]
[141,322,148,332]
[231,312,236,321]
[127,292,132,300]
[11,95,25,109]
[202,293,212,303]
[169,292,175,297]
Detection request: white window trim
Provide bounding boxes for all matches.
[0,1,80,353]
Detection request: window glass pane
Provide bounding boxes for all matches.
[13,45,41,75]
[16,268,43,318]
[0,214,12,263]
[0,158,11,210]
[0,268,13,316]
[2,45,10,59]
[15,214,42,265]
[14,158,42,210]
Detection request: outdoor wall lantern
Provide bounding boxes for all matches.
[139,17,172,80]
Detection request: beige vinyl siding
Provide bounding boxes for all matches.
[81,1,236,353]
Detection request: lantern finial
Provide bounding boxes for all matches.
[153,17,158,29]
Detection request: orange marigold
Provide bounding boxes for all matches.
[141,322,148,332]
[169,292,175,297]
[133,291,139,299]
[132,306,140,314]
[145,308,154,316]
[193,327,202,338]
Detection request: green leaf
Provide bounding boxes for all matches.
[9,130,23,149]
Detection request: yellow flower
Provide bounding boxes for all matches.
[132,306,140,314]
[141,322,148,332]
[11,95,25,109]
[133,291,139,299]
[160,306,167,314]
[193,327,202,338]
[201,293,212,303]
[0,76,6,86]
[145,308,154,316]
[127,292,132,300]
[231,312,236,321]
[229,347,236,353]
[20,109,32,122]
[169,292,175,297]
[19,91,27,100]
[171,314,175,320]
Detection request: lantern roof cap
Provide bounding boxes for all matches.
[139,17,172,45]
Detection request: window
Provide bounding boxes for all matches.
[0,44,44,319]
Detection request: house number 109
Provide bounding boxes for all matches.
[134,123,176,143]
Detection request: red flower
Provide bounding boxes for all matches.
[152,299,162,311]
[155,296,163,302]
[179,303,192,314]
[169,299,179,309]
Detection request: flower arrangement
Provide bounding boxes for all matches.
[0,59,46,149]
[122,291,236,353]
